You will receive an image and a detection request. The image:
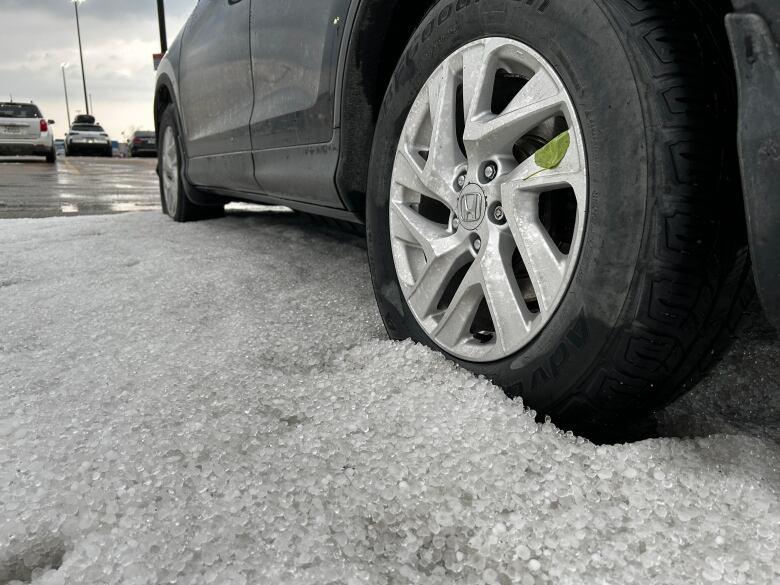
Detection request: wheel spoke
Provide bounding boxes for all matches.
[464,67,564,156]
[163,134,177,172]
[396,142,457,210]
[394,60,463,208]
[500,130,587,204]
[407,236,472,318]
[392,200,472,317]
[502,68,560,115]
[426,62,464,194]
[394,150,435,199]
[461,40,498,127]
[433,263,484,348]
[479,230,534,351]
[391,201,450,256]
[502,197,567,314]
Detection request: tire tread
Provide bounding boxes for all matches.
[556,0,753,430]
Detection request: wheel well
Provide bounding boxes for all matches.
[336,0,738,218]
[154,83,173,136]
[336,0,436,216]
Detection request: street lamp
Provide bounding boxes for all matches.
[60,63,71,127]
[71,0,90,116]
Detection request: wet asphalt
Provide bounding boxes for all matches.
[0,156,161,219]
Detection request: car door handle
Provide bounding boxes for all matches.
[228,0,243,4]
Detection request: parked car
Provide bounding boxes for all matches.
[65,118,112,157]
[128,131,157,158]
[154,0,780,433]
[0,101,56,162]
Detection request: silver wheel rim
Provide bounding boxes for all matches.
[161,126,179,217]
[389,38,588,362]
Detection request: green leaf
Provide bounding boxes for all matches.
[523,131,571,181]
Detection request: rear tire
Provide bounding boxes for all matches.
[158,104,225,222]
[366,0,750,433]
[45,147,56,163]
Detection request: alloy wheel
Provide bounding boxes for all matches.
[161,126,179,217]
[389,38,587,362]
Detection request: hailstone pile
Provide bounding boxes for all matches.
[1,212,777,585]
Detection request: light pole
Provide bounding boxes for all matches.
[71,0,90,116]
[61,63,71,127]
[156,0,168,53]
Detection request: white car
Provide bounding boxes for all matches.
[65,121,112,157]
[0,102,56,163]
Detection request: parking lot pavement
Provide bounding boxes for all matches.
[0,156,160,219]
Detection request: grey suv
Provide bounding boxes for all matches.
[154,0,779,432]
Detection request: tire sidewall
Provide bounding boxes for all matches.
[366,0,650,412]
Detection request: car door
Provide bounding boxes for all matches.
[178,0,256,191]
[249,0,351,207]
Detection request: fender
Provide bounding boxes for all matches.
[154,65,225,207]
[727,0,780,329]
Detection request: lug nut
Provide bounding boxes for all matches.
[483,162,498,182]
[493,205,505,221]
[473,238,482,252]
[453,217,460,229]
[456,173,467,189]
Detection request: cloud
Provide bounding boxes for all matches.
[0,0,197,138]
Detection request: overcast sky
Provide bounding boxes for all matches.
[2,0,197,139]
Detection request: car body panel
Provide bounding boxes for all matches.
[248,0,350,150]
[0,120,40,141]
[247,0,352,209]
[0,141,53,157]
[252,135,342,207]
[178,0,256,192]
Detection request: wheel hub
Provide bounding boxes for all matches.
[457,184,487,231]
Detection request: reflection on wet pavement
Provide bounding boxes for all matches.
[0,157,161,218]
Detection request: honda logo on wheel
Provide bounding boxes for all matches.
[457,186,486,230]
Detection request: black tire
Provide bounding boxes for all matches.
[45,147,56,164]
[158,104,225,222]
[366,0,751,434]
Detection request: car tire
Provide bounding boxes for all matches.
[45,147,56,164]
[158,104,225,222]
[366,0,751,434]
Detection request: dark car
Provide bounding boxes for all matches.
[128,131,157,158]
[154,0,779,432]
